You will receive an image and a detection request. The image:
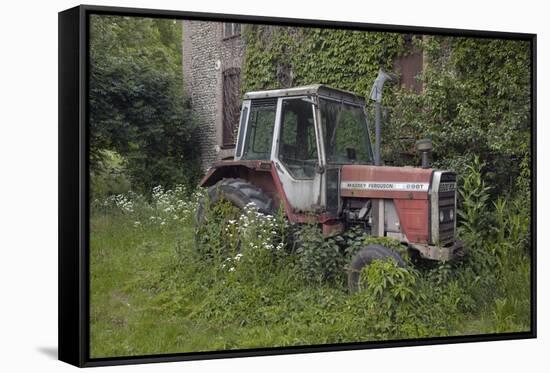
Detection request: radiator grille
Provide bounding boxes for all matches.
[438,172,457,245]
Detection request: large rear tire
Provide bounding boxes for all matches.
[196,178,274,224]
[195,178,274,255]
[347,244,406,292]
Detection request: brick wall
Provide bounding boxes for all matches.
[182,20,246,172]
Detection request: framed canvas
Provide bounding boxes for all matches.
[58,4,536,367]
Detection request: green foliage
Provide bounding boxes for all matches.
[361,258,416,301]
[89,16,199,194]
[458,156,492,246]
[294,223,346,285]
[194,197,242,260]
[389,37,531,196]
[90,150,132,199]
[196,198,291,284]
[90,178,530,357]
[242,26,404,97]
[242,28,531,198]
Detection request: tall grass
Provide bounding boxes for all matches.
[90,161,531,358]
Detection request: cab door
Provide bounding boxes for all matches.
[272,97,324,212]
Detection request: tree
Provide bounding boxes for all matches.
[89,16,199,194]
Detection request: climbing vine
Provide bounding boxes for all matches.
[242,27,531,197]
[242,25,404,97]
[389,36,531,195]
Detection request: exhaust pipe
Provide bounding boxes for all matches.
[369,69,398,166]
[416,138,432,169]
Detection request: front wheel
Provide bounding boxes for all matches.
[347,244,406,292]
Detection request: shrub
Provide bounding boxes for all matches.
[294,223,346,285]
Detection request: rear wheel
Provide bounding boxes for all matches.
[347,244,406,292]
[195,178,274,254]
[196,178,274,221]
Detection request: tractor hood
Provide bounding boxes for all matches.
[340,165,433,200]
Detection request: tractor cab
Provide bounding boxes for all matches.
[234,85,371,214]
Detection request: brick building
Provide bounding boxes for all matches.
[182,20,245,171]
[182,22,423,171]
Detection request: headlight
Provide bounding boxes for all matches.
[439,210,444,223]
[449,208,454,221]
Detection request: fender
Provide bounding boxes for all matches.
[200,160,336,226]
[199,160,273,187]
[199,160,281,209]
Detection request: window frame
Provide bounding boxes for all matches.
[239,99,278,161]
[222,22,241,40]
[235,100,250,159]
[221,67,241,147]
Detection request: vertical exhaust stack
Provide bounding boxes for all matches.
[416,138,432,169]
[369,68,398,166]
[368,69,398,238]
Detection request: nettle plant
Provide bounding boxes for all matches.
[360,258,417,302]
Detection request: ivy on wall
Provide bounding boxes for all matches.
[389,36,531,195]
[242,25,404,97]
[241,26,531,197]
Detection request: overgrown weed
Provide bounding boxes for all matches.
[90,159,531,356]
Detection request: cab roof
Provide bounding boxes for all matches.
[243,84,365,106]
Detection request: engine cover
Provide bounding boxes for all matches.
[340,165,433,244]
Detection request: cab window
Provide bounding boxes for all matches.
[278,98,318,179]
[241,101,277,160]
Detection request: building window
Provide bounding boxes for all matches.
[223,23,241,39]
[222,68,241,147]
[394,35,424,93]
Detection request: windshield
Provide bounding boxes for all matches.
[319,98,373,164]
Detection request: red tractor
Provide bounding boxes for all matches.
[197,78,463,290]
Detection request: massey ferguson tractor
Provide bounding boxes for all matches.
[197,71,464,291]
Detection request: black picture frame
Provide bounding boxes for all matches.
[59,4,537,367]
